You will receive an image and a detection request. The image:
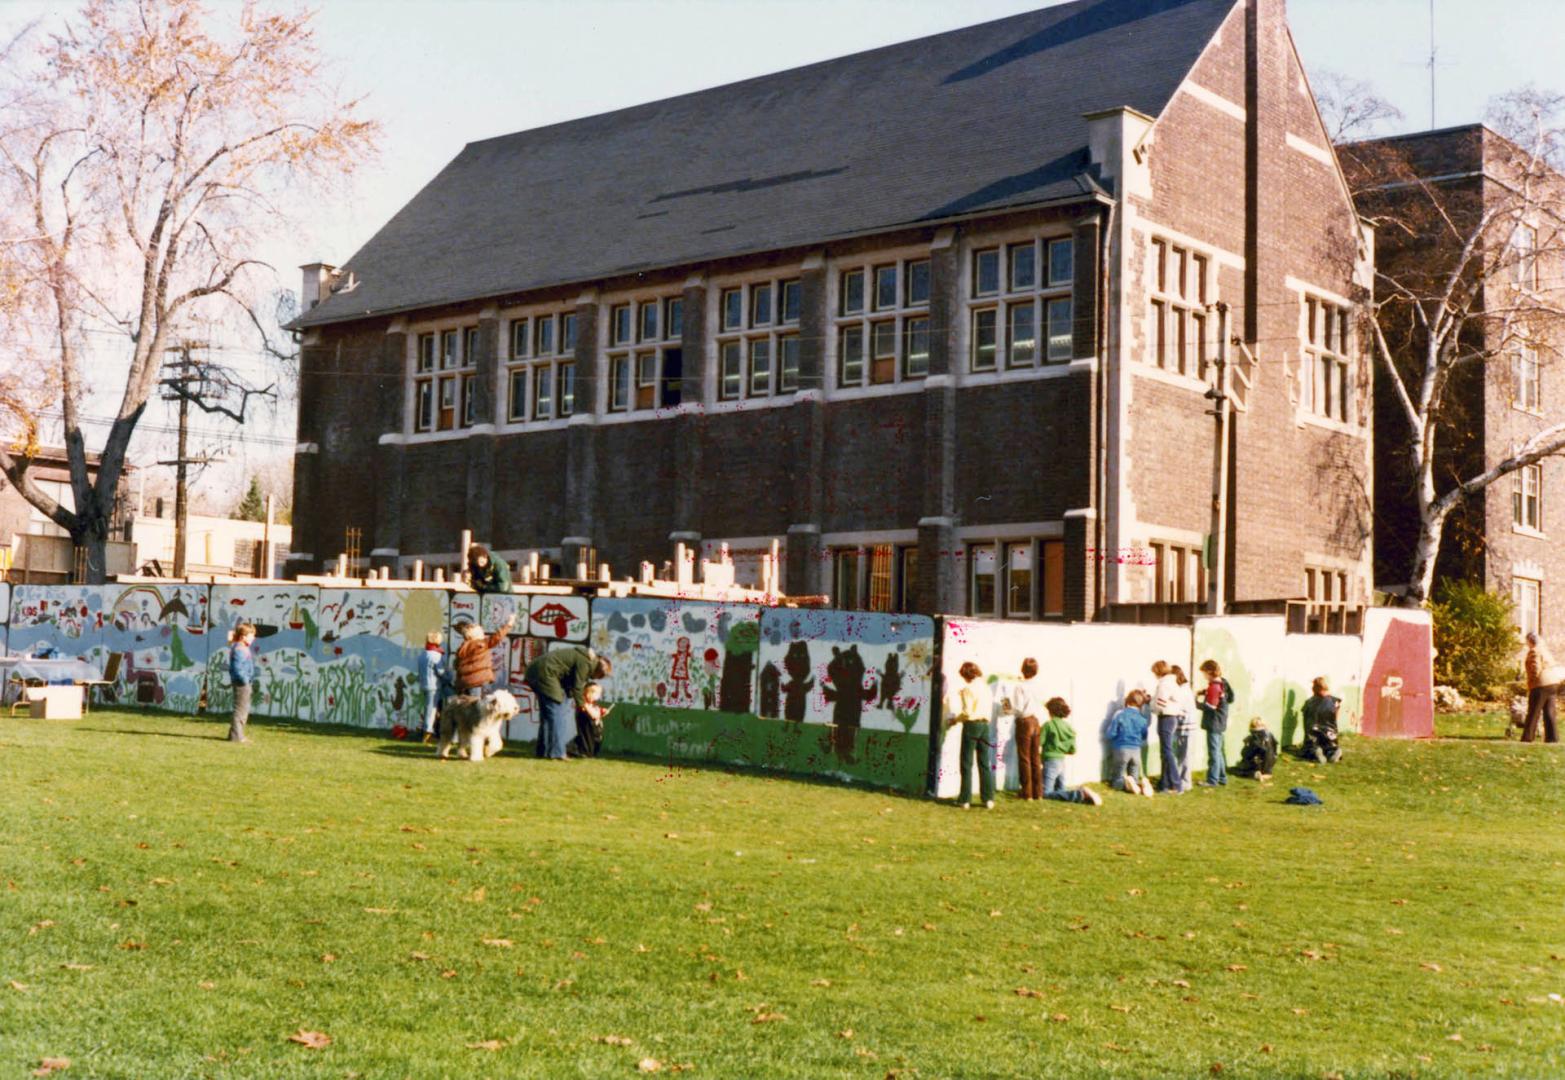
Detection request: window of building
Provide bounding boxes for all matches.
[1301,294,1352,423]
[1147,237,1209,377]
[607,294,683,413]
[1151,540,1204,604]
[1514,346,1541,412]
[506,309,577,423]
[718,277,802,400]
[971,237,1073,373]
[1513,463,1542,532]
[831,543,919,612]
[1514,576,1542,639]
[967,539,1066,619]
[837,257,930,388]
[1513,223,1538,290]
[413,326,479,433]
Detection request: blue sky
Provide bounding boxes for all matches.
[4,0,1559,496]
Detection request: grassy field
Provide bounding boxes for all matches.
[4,710,1565,1079]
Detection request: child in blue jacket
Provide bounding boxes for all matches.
[1105,690,1154,797]
[227,623,256,744]
[418,631,448,745]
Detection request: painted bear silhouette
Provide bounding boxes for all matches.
[782,641,814,721]
[822,644,870,761]
[878,653,903,710]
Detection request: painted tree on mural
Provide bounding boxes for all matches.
[1341,88,1565,607]
[0,0,377,581]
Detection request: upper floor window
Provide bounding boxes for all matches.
[1514,346,1541,413]
[413,326,478,433]
[1513,463,1542,532]
[831,543,920,613]
[717,277,802,401]
[1301,294,1352,423]
[837,257,930,388]
[607,294,683,413]
[971,237,1073,373]
[1513,223,1538,290]
[507,309,577,423]
[1146,237,1208,377]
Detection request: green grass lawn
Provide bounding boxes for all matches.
[4,711,1565,1079]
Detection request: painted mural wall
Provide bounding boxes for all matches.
[208,585,321,720]
[936,619,1192,797]
[311,587,448,729]
[9,584,211,712]
[592,598,762,713]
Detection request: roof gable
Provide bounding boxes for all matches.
[299,0,1234,327]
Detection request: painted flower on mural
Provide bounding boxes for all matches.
[904,640,932,678]
[592,624,614,653]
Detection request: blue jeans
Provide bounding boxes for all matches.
[534,693,576,760]
[1042,757,1088,803]
[957,721,995,805]
[1111,747,1142,790]
[420,689,439,735]
[1205,728,1227,785]
[1157,714,1184,791]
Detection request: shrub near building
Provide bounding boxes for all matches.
[1431,580,1521,701]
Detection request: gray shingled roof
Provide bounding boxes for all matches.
[297,0,1233,328]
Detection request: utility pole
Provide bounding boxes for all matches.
[1206,302,1233,616]
[158,342,213,580]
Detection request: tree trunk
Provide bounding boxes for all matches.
[1402,509,1445,609]
[74,515,111,585]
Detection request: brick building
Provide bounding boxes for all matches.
[1345,125,1565,637]
[290,0,1372,620]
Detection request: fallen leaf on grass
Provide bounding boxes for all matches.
[1126,888,1144,897]
[441,970,458,980]
[118,940,145,951]
[482,938,513,949]
[362,907,395,915]
[811,978,832,987]
[320,954,337,964]
[9,979,28,992]
[1299,949,1323,961]
[1110,1004,1132,1013]
[638,1058,661,1073]
[1170,979,1191,988]
[593,1035,634,1046]
[1225,964,1248,972]
[837,1029,854,1039]
[1050,1013,1070,1023]
[29,920,55,935]
[32,1057,69,1076]
[1446,1033,1463,1042]
[466,887,487,904]
[286,1030,331,1050]
[409,951,430,961]
[1210,1065,1224,1075]
[198,981,215,990]
[466,1040,506,1051]
[854,1047,877,1059]
[752,1011,787,1024]
[150,877,174,886]
[1015,987,1045,999]
[1259,1044,1272,1053]
[1421,962,1442,973]
[60,964,92,972]
[1291,1007,1309,1016]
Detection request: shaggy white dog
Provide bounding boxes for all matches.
[437,690,520,762]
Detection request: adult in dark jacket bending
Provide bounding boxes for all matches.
[525,646,612,760]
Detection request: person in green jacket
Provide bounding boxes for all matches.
[524,646,611,760]
[1040,697,1102,805]
[466,544,513,595]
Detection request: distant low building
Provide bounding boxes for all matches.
[0,448,135,583]
[127,512,292,579]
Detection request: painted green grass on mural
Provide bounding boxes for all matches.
[3,711,1563,1080]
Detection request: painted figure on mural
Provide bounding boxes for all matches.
[823,644,869,760]
[758,661,781,718]
[782,641,813,721]
[669,636,694,704]
[878,653,903,711]
[718,622,758,714]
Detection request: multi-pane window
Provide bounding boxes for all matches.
[971,238,1073,372]
[717,277,802,400]
[1151,540,1204,604]
[831,544,919,612]
[1514,576,1542,639]
[837,257,931,388]
[506,309,578,423]
[1513,223,1538,290]
[968,539,1066,619]
[1513,463,1542,531]
[413,326,479,433]
[1514,346,1541,412]
[1301,294,1352,423]
[607,294,683,413]
[1147,237,1209,377]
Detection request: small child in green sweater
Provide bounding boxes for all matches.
[1040,697,1102,805]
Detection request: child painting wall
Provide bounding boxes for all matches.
[208,586,320,720]
[936,619,1191,797]
[313,588,447,729]
[10,585,211,712]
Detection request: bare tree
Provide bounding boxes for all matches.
[1313,68,1405,144]
[0,0,376,581]
[1343,89,1565,608]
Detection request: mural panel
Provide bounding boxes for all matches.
[9,584,211,712]
[526,594,590,642]
[937,619,1192,796]
[592,598,762,713]
[756,609,934,765]
[312,588,447,729]
[1361,609,1434,739]
[208,585,321,720]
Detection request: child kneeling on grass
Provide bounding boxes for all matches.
[1231,718,1278,780]
[1040,697,1102,805]
[1104,690,1155,797]
[1298,677,1343,764]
